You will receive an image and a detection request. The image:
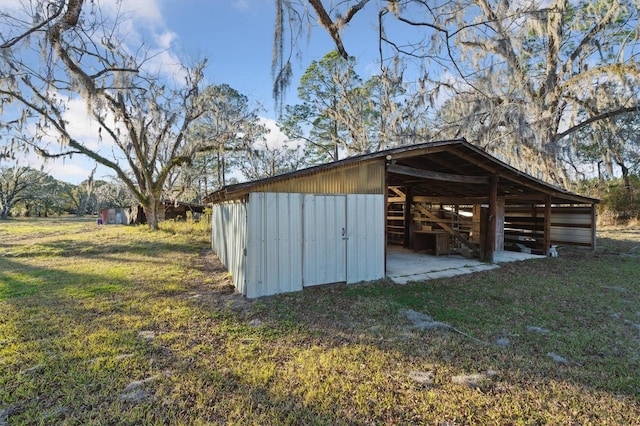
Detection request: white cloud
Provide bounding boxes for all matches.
[156,31,178,49]
[258,117,297,150]
[101,0,164,25]
[61,99,105,151]
[45,161,100,184]
[87,0,188,82]
[19,149,109,185]
[230,0,262,12]
[13,95,118,184]
[144,48,188,83]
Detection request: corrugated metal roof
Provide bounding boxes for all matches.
[204,139,599,206]
[245,160,385,196]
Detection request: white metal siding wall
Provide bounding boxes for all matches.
[211,201,247,295]
[346,194,385,283]
[549,208,594,246]
[505,205,595,247]
[303,195,347,286]
[246,193,304,298]
[237,192,385,298]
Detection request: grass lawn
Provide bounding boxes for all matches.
[1,217,639,424]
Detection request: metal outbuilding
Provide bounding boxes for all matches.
[204,139,598,298]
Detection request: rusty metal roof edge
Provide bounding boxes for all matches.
[203,138,599,205]
[203,139,467,203]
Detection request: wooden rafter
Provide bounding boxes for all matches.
[413,196,488,204]
[388,164,490,184]
[388,186,406,198]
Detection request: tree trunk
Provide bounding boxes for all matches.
[78,166,97,217]
[145,198,160,230]
[618,161,631,190]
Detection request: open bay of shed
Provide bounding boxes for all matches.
[387,246,544,284]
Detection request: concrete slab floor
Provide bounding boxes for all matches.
[386,246,545,284]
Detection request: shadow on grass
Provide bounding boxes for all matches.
[0,257,134,300]
[0,238,206,260]
[248,250,640,406]
[2,225,639,423]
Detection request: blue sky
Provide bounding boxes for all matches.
[5,0,403,184]
[162,0,380,118]
[166,0,295,116]
[9,0,386,183]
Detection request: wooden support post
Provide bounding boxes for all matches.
[384,177,388,274]
[591,203,597,250]
[544,194,552,256]
[485,176,498,262]
[403,186,412,248]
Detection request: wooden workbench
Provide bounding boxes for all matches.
[412,230,450,256]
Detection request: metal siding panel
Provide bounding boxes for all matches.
[246,193,303,298]
[287,194,304,293]
[504,205,594,248]
[304,195,323,286]
[370,195,386,281]
[302,194,317,285]
[551,213,592,225]
[332,196,347,282]
[274,193,299,294]
[265,193,279,294]
[245,192,387,296]
[278,193,303,295]
[346,194,385,284]
[231,203,247,295]
[252,160,385,195]
[211,201,247,296]
[235,203,247,295]
[550,226,593,244]
[303,195,346,286]
[321,196,333,283]
[246,193,265,298]
[550,206,594,245]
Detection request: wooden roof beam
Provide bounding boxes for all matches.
[413,196,488,204]
[410,155,469,175]
[388,164,490,184]
[448,147,499,174]
[388,186,406,198]
[448,146,576,200]
[384,145,453,160]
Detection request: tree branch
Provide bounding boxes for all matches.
[555,105,640,142]
[307,0,370,59]
[0,2,65,48]
[562,0,622,77]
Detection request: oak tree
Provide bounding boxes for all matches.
[275,0,640,185]
[0,0,212,229]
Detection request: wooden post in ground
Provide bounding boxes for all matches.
[591,203,597,250]
[544,194,552,256]
[486,176,498,262]
[403,186,412,248]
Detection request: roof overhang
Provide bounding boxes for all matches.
[203,139,599,206]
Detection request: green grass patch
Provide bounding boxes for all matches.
[0,217,639,424]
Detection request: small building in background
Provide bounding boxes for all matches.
[161,200,205,221]
[100,201,203,225]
